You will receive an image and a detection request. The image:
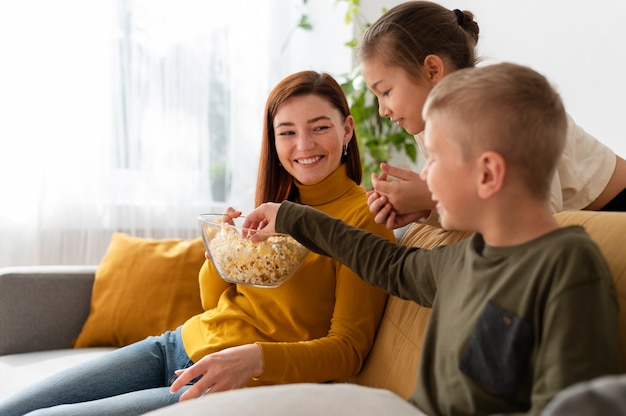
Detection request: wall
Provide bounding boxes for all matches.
[361,0,626,157]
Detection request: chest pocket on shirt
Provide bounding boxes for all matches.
[459,300,534,401]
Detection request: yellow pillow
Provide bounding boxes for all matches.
[73,232,206,348]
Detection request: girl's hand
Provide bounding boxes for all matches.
[170,344,263,401]
[368,163,434,229]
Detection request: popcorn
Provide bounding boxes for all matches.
[205,222,308,287]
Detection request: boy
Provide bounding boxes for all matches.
[242,62,621,415]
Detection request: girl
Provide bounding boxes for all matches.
[363,1,626,229]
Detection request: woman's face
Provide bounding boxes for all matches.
[273,94,353,186]
[361,58,433,136]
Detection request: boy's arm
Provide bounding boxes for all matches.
[274,201,437,303]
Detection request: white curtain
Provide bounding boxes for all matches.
[0,0,351,266]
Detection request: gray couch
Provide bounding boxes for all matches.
[3,210,626,415]
[0,266,116,398]
[0,265,420,415]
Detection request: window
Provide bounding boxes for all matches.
[0,0,351,266]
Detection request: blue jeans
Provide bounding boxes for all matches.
[0,327,194,416]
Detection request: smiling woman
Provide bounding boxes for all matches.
[0,0,352,267]
[273,94,355,186]
[0,69,396,416]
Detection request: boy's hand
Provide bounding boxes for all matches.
[242,202,281,242]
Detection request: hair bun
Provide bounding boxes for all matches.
[453,9,464,26]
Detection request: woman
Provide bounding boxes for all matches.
[361,1,626,229]
[0,71,394,415]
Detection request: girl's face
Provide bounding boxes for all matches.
[361,58,433,136]
[273,94,353,186]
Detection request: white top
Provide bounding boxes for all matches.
[414,114,616,225]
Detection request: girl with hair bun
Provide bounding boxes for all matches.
[362,1,626,230]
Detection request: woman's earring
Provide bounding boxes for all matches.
[343,144,348,157]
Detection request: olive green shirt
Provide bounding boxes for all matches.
[276,201,621,415]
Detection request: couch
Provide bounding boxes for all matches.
[1,210,625,415]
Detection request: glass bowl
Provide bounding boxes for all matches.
[197,213,309,288]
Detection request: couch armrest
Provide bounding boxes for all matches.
[0,265,97,355]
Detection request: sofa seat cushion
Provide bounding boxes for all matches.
[0,348,115,399]
[144,383,424,416]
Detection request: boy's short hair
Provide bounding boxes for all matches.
[423,62,567,200]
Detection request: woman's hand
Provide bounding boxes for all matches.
[222,207,243,225]
[170,343,263,401]
[204,207,243,259]
[367,163,433,229]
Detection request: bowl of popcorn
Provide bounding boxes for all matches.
[197,213,310,288]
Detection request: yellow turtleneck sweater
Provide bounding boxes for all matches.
[181,164,395,385]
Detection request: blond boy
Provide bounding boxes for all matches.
[243,62,621,415]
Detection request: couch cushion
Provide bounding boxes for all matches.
[0,348,114,399]
[73,233,205,348]
[542,374,626,415]
[144,383,424,416]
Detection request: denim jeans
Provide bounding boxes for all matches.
[0,326,194,416]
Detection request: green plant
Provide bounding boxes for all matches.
[295,0,418,189]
